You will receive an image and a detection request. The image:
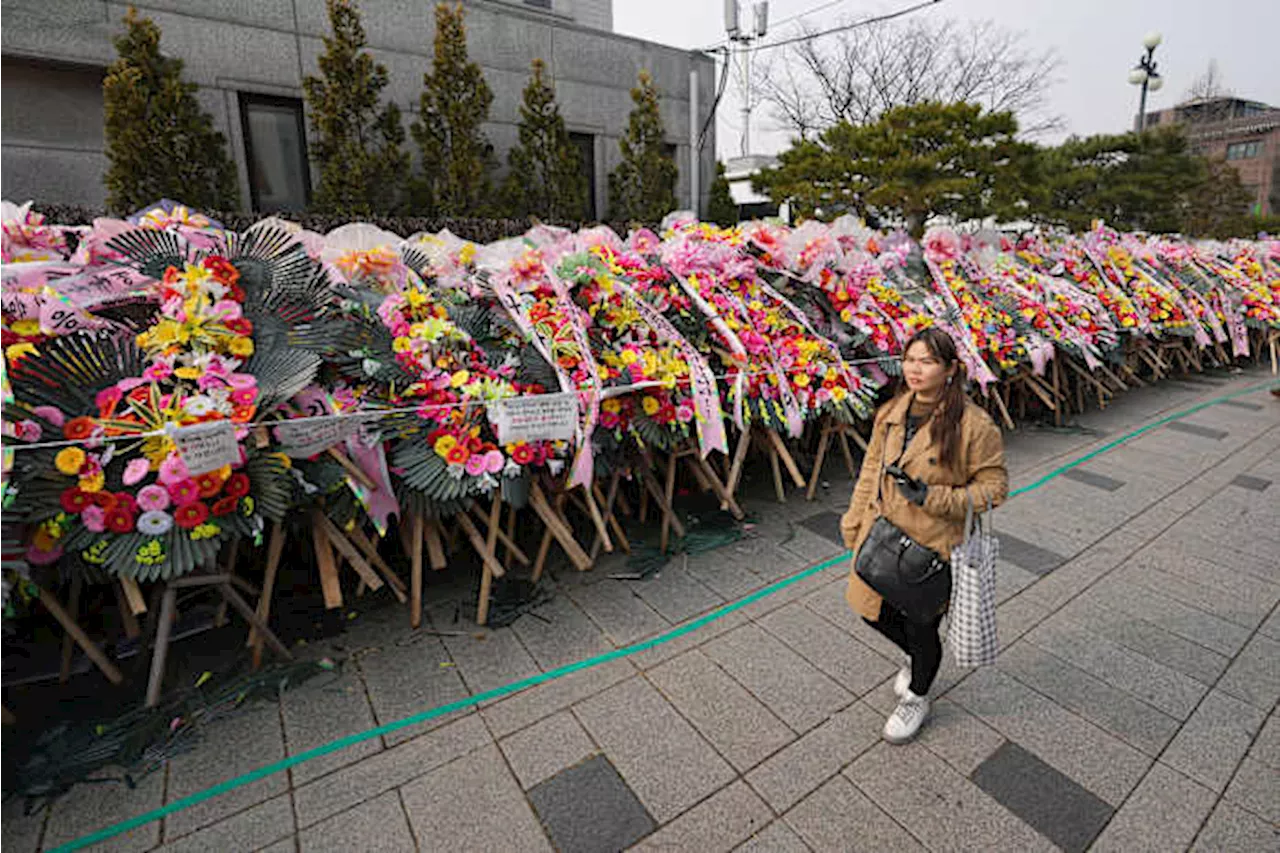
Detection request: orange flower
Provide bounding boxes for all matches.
[63,416,97,441]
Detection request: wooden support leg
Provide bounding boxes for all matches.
[838,427,860,477]
[214,538,241,628]
[249,522,285,668]
[471,495,504,626]
[806,422,833,501]
[145,585,177,707]
[59,574,84,683]
[503,504,518,570]
[410,513,424,629]
[215,580,291,662]
[637,467,686,540]
[41,580,123,686]
[690,451,744,519]
[348,525,408,602]
[424,521,447,571]
[768,440,785,502]
[765,429,806,488]
[659,450,679,553]
[113,580,141,640]
[530,482,592,571]
[580,485,612,554]
[316,514,384,592]
[531,491,569,584]
[467,503,529,565]
[591,474,629,560]
[1052,357,1063,427]
[725,428,752,496]
[312,513,343,610]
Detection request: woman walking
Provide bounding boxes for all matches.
[841,327,1008,743]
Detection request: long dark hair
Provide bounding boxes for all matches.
[900,327,967,471]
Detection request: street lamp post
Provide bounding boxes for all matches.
[1128,31,1164,132]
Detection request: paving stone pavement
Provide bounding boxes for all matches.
[10,369,1280,852]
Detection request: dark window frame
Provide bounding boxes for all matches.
[238,92,311,212]
[568,131,596,221]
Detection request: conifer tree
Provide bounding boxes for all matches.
[502,59,588,221]
[608,70,678,223]
[303,0,409,215]
[412,3,497,215]
[102,7,240,214]
[706,161,738,225]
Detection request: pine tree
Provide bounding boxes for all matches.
[303,0,410,215]
[502,59,588,221]
[608,70,678,223]
[102,7,240,214]
[706,161,738,225]
[412,3,497,216]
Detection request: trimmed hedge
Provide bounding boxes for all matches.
[32,204,648,244]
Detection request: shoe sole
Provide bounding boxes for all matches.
[883,727,923,745]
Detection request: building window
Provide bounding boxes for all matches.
[569,132,595,220]
[239,94,310,212]
[1225,141,1261,161]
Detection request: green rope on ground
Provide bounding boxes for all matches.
[48,378,1280,852]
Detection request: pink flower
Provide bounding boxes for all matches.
[143,358,174,383]
[676,403,695,424]
[82,505,107,532]
[14,420,41,442]
[25,542,63,566]
[484,450,505,474]
[123,458,151,486]
[31,405,65,427]
[464,454,488,476]
[95,386,123,410]
[229,387,256,406]
[166,478,200,506]
[158,453,190,485]
[923,228,961,262]
[137,484,171,512]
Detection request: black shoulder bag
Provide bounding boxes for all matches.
[854,406,952,623]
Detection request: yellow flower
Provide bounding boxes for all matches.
[620,349,638,365]
[831,386,848,402]
[229,336,255,357]
[642,396,660,416]
[11,319,40,336]
[434,435,458,457]
[392,336,411,353]
[7,342,38,362]
[174,366,201,380]
[793,373,810,388]
[602,398,621,413]
[450,370,470,388]
[78,472,105,493]
[55,447,87,475]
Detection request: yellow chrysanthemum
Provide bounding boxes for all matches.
[55,447,86,475]
[642,396,660,416]
[229,336,254,357]
[78,472,105,493]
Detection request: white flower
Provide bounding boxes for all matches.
[184,396,215,416]
[137,510,173,536]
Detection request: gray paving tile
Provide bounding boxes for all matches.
[293,713,490,828]
[911,697,1007,777]
[357,632,471,745]
[847,743,1057,853]
[573,676,736,822]
[297,791,414,853]
[1217,630,1280,712]
[1190,800,1280,852]
[647,650,796,772]
[970,741,1112,853]
[1128,547,1280,614]
[281,671,382,785]
[511,593,614,670]
[947,668,1151,806]
[1118,563,1271,631]
[1089,762,1217,853]
[399,745,551,852]
[481,658,636,739]
[995,641,1180,756]
[163,703,288,839]
[1061,467,1125,491]
[684,550,768,600]
[1024,617,1208,720]
[702,623,853,733]
[1,798,43,853]
[40,766,163,853]
[565,579,670,646]
[159,794,293,853]
[1231,473,1273,491]
[498,710,598,790]
[628,564,726,624]
[441,626,543,698]
[744,700,882,812]
[997,531,1069,575]
[778,526,845,564]
[1162,689,1267,792]
[527,754,653,853]
[1166,420,1229,440]
[1056,599,1230,685]
[756,601,897,697]
[630,781,771,853]
[1082,578,1252,657]
[1221,399,1265,411]
[627,609,751,671]
[995,594,1053,646]
[1224,756,1280,824]
[1252,710,1280,769]
[733,820,810,853]
[797,510,843,544]
[782,775,925,852]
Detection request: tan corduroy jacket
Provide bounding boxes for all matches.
[841,392,1009,621]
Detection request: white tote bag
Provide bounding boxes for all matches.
[947,491,1000,668]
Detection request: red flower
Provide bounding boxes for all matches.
[204,256,240,285]
[167,478,201,506]
[105,507,136,533]
[174,502,209,529]
[211,496,239,516]
[445,445,471,466]
[114,493,138,514]
[60,488,92,514]
[231,404,255,423]
[162,266,181,286]
[224,317,253,335]
[511,444,535,465]
[227,283,246,302]
[91,491,119,510]
[224,473,250,498]
[195,471,224,498]
[128,385,152,406]
[63,417,96,441]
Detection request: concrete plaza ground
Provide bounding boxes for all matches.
[4,368,1279,852]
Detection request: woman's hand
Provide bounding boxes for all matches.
[887,465,929,506]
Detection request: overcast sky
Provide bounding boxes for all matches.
[614,0,1280,158]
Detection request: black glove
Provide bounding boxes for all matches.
[887,465,929,506]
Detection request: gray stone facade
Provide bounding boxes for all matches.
[1,0,716,218]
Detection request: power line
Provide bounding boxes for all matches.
[754,0,943,52]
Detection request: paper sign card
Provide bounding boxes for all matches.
[168,421,240,475]
[274,417,361,459]
[489,392,578,444]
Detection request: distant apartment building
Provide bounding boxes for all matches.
[1,0,716,219]
[1142,96,1280,216]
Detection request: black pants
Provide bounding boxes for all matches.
[863,602,944,696]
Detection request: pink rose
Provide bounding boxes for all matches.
[138,484,171,512]
[123,458,151,486]
[82,505,107,532]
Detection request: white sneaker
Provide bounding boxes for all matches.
[883,691,930,744]
[893,667,911,699]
